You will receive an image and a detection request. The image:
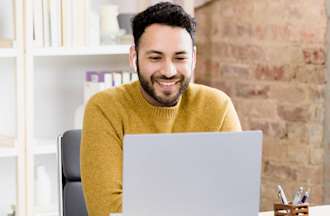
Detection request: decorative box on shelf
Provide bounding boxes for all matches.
[274,203,309,216]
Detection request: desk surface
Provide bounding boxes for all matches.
[259,205,330,216]
[111,205,330,216]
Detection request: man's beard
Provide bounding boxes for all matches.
[136,57,191,107]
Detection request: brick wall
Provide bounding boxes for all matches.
[195,0,328,210]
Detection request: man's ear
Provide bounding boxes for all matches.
[192,46,197,71]
[129,45,137,72]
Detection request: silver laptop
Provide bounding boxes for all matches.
[122,131,263,216]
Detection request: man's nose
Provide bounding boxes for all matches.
[161,61,177,78]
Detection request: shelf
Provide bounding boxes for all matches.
[34,211,58,216]
[0,147,17,158]
[31,45,130,57]
[33,139,57,155]
[34,206,58,216]
[0,48,17,58]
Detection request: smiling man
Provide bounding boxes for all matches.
[81,2,241,216]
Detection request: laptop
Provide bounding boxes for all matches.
[122,131,263,216]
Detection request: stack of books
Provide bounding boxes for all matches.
[32,0,109,48]
[84,70,138,103]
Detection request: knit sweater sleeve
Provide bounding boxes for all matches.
[219,97,242,131]
[81,93,123,216]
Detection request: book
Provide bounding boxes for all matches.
[42,0,50,47]
[49,0,62,47]
[131,72,139,81]
[33,0,44,47]
[61,0,73,47]
[84,71,105,103]
[103,72,113,89]
[122,71,131,84]
[72,0,86,47]
[86,10,100,47]
[112,72,122,87]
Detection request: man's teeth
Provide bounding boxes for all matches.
[159,81,176,86]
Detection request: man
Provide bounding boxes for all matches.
[81,2,241,216]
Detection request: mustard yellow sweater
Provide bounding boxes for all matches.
[81,81,241,216]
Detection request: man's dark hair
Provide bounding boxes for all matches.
[131,2,196,48]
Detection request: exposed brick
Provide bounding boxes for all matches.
[249,119,287,139]
[255,65,286,81]
[294,65,327,84]
[236,83,270,99]
[287,144,309,165]
[287,123,309,144]
[235,99,279,119]
[194,57,218,82]
[311,104,325,123]
[263,160,298,181]
[217,0,255,20]
[213,42,266,63]
[308,85,326,103]
[220,64,250,79]
[262,142,288,162]
[310,148,324,165]
[303,48,326,65]
[310,184,324,204]
[270,84,308,104]
[211,80,234,96]
[263,46,303,65]
[278,105,312,122]
[307,124,324,147]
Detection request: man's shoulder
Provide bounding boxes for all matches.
[186,83,231,103]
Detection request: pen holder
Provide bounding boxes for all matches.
[274,203,309,216]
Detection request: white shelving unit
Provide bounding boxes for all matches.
[0,147,18,158]
[32,45,130,57]
[0,48,17,57]
[0,0,194,215]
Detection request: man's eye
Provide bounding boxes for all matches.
[149,56,161,60]
[176,57,187,61]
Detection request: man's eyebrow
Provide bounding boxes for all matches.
[146,50,163,55]
[145,50,189,55]
[175,51,188,55]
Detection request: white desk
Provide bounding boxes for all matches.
[111,205,330,216]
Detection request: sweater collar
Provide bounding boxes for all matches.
[132,81,182,119]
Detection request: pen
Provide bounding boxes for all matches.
[300,191,309,203]
[292,187,304,205]
[277,185,288,205]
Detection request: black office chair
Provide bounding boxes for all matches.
[58,129,88,216]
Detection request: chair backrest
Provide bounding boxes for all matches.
[58,129,88,216]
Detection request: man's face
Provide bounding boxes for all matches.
[130,24,196,107]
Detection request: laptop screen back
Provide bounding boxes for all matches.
[123,131,262,216]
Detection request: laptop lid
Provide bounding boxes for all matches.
[123,131,263,216]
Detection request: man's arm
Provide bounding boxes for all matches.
[81,96,123,216]
[219,98,242,131]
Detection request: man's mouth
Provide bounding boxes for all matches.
[157,81,178,86]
